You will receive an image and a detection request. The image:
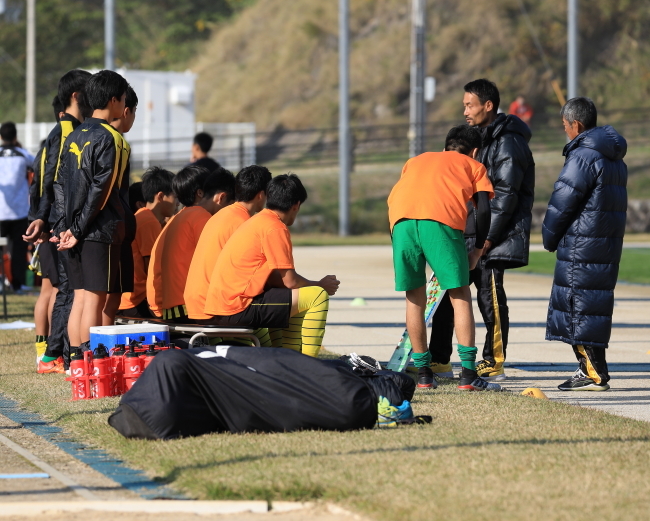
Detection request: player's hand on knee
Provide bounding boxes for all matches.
[319,275,340,295]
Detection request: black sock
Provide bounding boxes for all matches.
[36,335,47,343]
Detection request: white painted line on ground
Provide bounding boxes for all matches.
[0,431,100,501]
[0,500,287,516]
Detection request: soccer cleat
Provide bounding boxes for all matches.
[430,361,454,378]
[376,396,414,428]
[37,357,65,374]
[417,367,438,389]
[558,369,610,391]
[476,359,506,381]
[458,375,502,391]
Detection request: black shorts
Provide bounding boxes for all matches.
[118,298,155,319]
[38,240,59,286]
[68,240,121,293]
[200,288,292,329]
[118,240,134,293]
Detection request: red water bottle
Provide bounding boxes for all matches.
[92,344,112,398]
[68,348,88,400]
[143,344,158,370]
[123,345,143,391]
[111,344,126,396]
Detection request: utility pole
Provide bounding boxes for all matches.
[338,0,350,236]
[105,0,115,70]
[25,0,36,151]
[567,0,578,100]
[408,0,426,158]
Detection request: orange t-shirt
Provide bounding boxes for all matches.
[146,206,211,315]
[204,208,295,316]
[387,151,494,231]
[185,202,251,320]
[120,208,162,310]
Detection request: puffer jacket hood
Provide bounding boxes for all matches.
[489,113,532,144]
[564,125,627,162]
[542,125,628,348]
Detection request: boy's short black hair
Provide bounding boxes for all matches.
[173,165,211,207]
[125,85,138,111]
[236,165,272,202]
[52,95,65,121]
[561,97,598,130]
[193,132,213,154]
[128,182,144,213]
[444,125,482,155]
[84,70,129,111]
[203,167,235,202]
[58,69,92,108]
[0,122,17,143]
[142,166,175,204]
[464,78,500,112]
[266,173,308,212]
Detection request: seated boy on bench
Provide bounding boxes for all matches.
[202,174,339,356]
[146,165,234,322]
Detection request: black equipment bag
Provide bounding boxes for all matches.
[108,346,378,440]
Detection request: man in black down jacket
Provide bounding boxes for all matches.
[542,97,627,391]
[429,79,535,381]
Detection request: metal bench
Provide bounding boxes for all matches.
[115,316,261,347]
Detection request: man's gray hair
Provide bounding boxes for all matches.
[561,97,597,129]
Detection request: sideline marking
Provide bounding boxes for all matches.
[0,472,50,479]
[0,393,182,499]
[0,431,99,500]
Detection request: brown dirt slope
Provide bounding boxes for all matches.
[193,0,650,130]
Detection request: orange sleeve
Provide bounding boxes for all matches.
[261,228,294,269]
[138,218,161,258]
[473,164,494,198]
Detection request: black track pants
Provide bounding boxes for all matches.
[46,249,73,363]
[573,345,610,384]
[429,259,509,365]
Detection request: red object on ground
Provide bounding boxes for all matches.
[123,347,143,391]
[91,345,113,398]
[66,349,93,400]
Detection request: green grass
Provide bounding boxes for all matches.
[2,294,650,520]
[517,249,650,284]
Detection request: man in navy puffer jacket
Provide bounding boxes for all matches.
[542,97,627,391]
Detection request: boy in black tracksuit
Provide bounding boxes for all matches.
[55,70,129,355]
[103,85,138,325]
[23,70,91,372]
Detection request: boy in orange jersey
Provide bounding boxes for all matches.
[203,174,339,357]
[185,165,272,321]
[147,165,234,322]
[118,167,176,318]
[388,125,496,391]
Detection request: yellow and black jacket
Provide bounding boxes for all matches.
[54,117,127,245]
[28,114,81,227]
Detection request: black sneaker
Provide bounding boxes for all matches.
[558,369,610,391]
[417,367,437,389]
[458,375,502,391]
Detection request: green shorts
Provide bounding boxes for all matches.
[392,219,469,291]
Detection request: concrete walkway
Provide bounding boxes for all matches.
[294,245,650,422]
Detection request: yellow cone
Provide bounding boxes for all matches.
[521,387,549,400]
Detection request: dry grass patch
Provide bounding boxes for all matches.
[1,294,650,520]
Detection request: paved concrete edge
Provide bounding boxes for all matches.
[0,500,316,516]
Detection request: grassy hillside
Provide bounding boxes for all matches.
[0,0,251,122]
[194,0,650,130]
